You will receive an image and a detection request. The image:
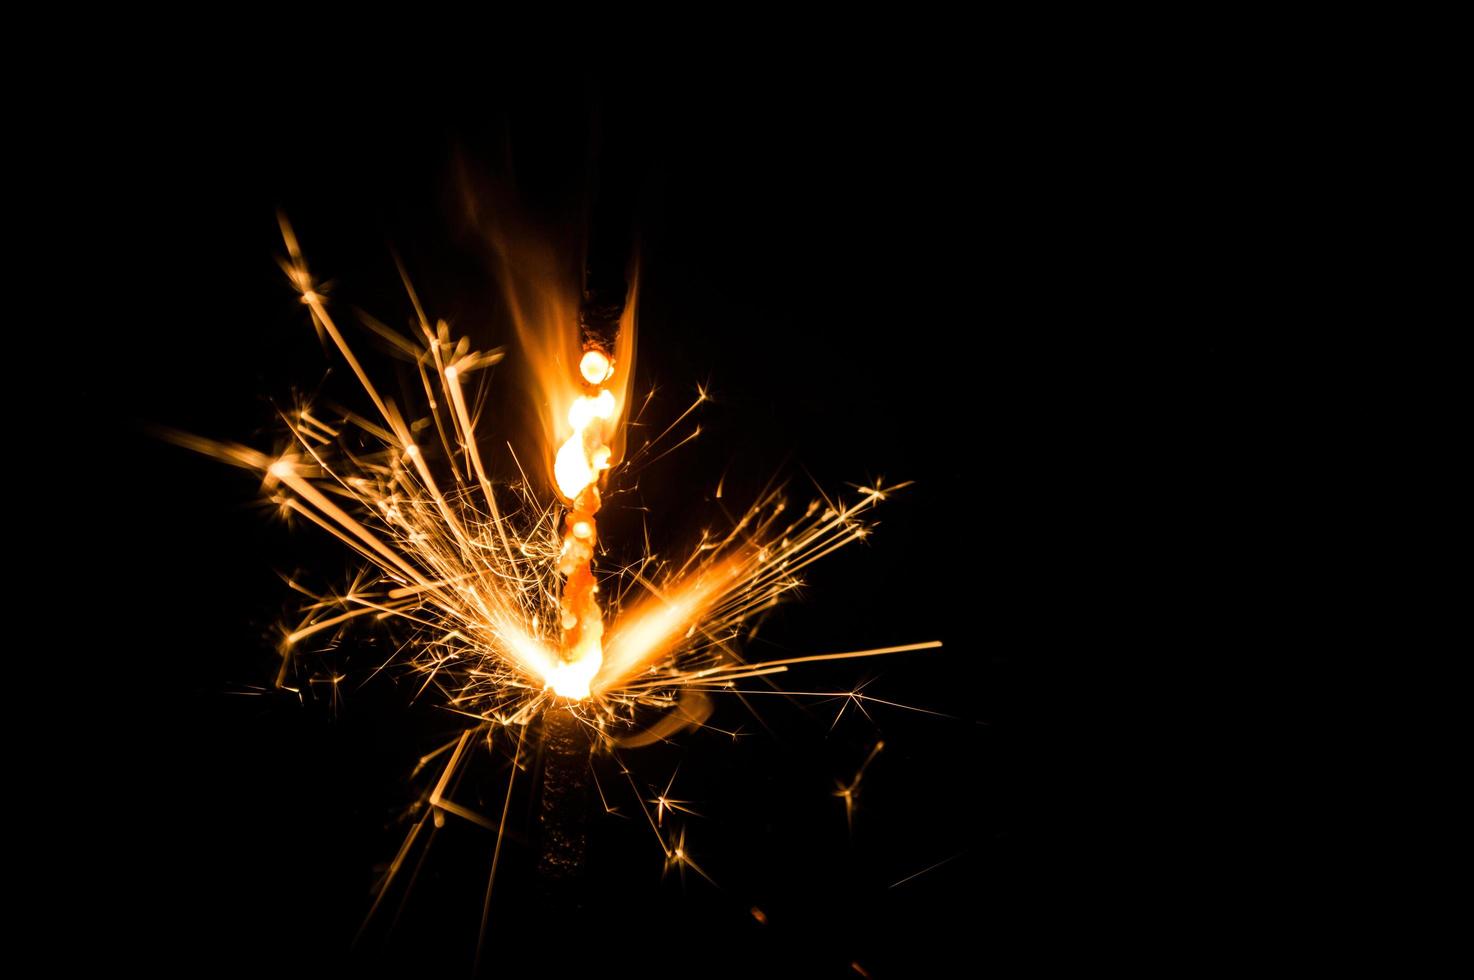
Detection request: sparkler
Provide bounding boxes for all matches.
[172,212,941,956]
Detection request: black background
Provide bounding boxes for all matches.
[73,60,1245,976]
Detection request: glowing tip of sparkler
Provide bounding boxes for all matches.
[444,365,458,381]
[404,444,419,457]
[545,655,600,700]
[268,460,292,478]
[572,520,593,540]
[579,349,613,385]
[300,290,318,304]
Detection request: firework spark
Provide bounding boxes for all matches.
[171,215,941,946]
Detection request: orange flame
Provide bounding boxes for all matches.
[593,556,745,696]
[482,232,637,496]
[548,351,620,699]
[466,199,639,698]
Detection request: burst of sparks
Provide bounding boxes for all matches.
[173,216,943,939]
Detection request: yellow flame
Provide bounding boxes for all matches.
[553,389,617,501]
[545,647,602,699]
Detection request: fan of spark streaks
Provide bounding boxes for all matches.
[171,216,940,931]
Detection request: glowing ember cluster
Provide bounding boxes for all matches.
[547,348,619,698]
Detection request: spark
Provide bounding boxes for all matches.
[661,826,715,887]
[889,850,968,889]
[476,724,527,976]
[648,769,701,826]
[829,677,881,731]
[835,739,885,834]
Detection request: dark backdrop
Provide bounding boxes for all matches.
[73,64,1243,975]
